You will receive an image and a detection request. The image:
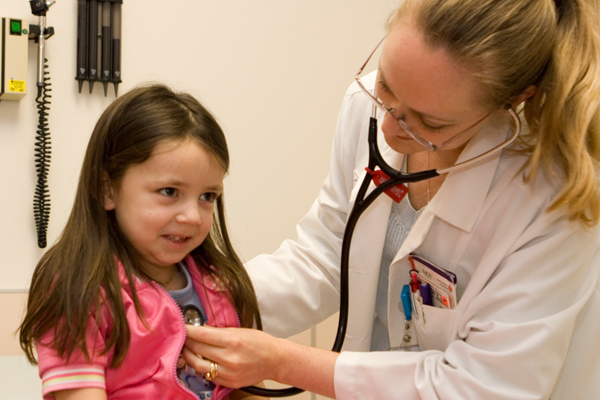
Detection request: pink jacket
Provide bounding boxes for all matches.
[36,255,240,399]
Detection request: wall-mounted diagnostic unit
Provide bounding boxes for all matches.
[0,16,28,101]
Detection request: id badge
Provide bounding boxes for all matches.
[409,254,457,309]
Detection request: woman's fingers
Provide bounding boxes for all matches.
[186,325,230,347]
[185,325,217,353]
[181,347,207,374]
[183,325,281,388]
[182,327,240,386]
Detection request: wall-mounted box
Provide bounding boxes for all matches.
[0,17,28,101]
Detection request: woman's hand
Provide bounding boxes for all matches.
[184,325,338,397]
[183,325,283,389]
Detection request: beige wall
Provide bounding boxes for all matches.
[0,0,398,398]
[0,293,27,356]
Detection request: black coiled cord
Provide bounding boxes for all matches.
[33,58,52,249]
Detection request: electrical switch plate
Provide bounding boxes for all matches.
[0,16,28,101]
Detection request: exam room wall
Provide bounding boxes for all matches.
[0,0,396,396]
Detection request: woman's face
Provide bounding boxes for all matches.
[378,22,490,154]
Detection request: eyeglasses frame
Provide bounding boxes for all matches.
[356,37,502,152]
[354,37,522,174]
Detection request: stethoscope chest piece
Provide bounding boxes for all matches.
[182,305,205,326]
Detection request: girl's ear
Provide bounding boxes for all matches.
[103,175,116,211]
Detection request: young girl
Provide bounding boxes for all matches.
[19,84,263,400]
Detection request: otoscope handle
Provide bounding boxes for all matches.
[35,15,46,87]
[30,1,55,87]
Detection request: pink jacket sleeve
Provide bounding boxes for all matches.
[36,306,114,398]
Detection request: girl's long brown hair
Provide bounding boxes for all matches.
[19,84,261,367]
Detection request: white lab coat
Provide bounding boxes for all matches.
[246,72,600,399]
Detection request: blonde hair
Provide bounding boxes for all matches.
[390,0,600,225]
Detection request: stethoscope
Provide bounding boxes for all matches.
[242,100,521,397]
[183,305,205,327]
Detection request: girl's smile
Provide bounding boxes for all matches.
[104,138,225,280]
[163,235,191,247]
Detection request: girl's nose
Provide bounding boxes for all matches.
[176,204,201,225]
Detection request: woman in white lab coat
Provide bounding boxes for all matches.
[184,0,600,398]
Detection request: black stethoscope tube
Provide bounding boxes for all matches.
[335,106,520,353]
[243,108,519,396]
[333,117,439,352]
[242,117,438,397]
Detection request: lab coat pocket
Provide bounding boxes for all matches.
[413,305,457,352]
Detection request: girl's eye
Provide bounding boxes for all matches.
[159,187,177,197]
[201,192,219,202]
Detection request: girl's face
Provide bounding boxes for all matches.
[378,22,490,154]
[104,138,225,278]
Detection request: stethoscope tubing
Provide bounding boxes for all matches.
[335,108,519,350]
[243,108,519,397]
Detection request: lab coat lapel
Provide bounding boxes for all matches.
[433,118,508,232]
[344,118,508,350]
[343,140,405,351]
[390,119,509,263]
[386,119,509,348]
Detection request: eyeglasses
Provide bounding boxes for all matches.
[355,37,493,152]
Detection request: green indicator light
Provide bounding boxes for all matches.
[10,20,22,35]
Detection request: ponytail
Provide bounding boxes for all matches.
[524,0,600,225]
